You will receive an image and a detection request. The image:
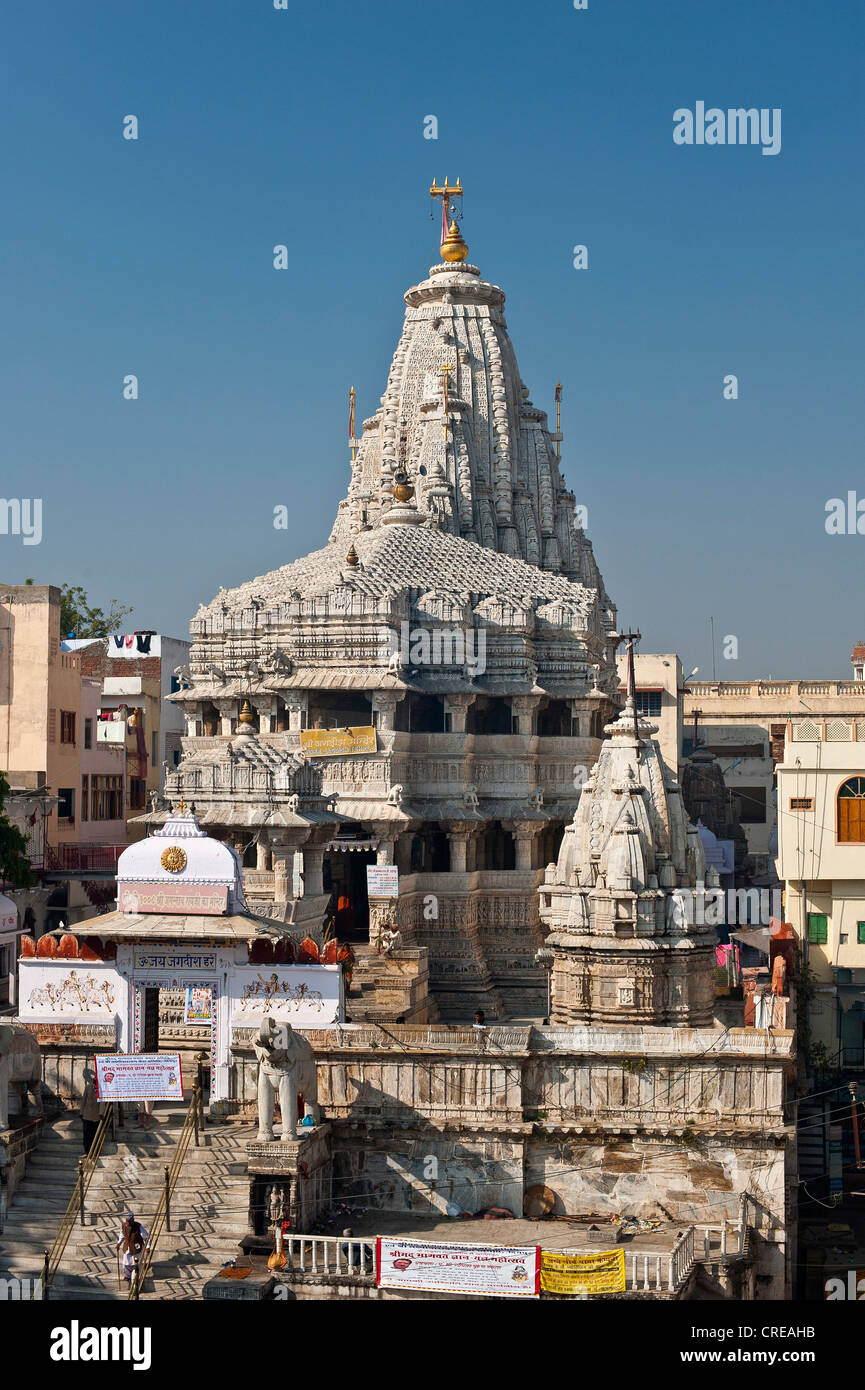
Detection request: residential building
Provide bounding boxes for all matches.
[776,717,865,1068]
[68,633,191,842]
[615,651,682,773]
[0,584,83,850]
[682,651,865,877]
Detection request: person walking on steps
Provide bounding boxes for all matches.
[116,1211,149,1285]
[80,1068,103,1154]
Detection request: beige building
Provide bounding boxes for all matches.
[616,652,682,773]
[776,720,865,1067]
[0,584,83,849]
[683,666,865,875]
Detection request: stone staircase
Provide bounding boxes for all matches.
[0,1108,256,1301]
[347,943,439,1023]
[347,944,391,1019]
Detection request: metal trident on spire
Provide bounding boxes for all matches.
[622,629,642,741]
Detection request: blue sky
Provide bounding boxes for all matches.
[2,0,862,676]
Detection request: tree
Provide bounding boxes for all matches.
[60,585,134,639]
[0,774,33,889]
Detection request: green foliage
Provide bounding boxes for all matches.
[620,1057,647,1073]
[60,585,133,639]
[0,773,33,889]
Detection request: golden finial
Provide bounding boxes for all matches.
[238,698,254,726]
[440,220,468,263]
[177,795,187,814]
[390,469,415,503]
[346,543,359,566]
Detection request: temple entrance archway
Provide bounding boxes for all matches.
[323,843,377,941]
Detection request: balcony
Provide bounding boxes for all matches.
[42,843,126,875]
[97,722,126,744]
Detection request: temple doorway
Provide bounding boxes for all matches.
[323,847,376,941]
[136,982,215,1099]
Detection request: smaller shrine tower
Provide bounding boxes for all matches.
[539,633,719,1026]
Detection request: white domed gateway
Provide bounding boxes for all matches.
[14,808,347,1105]
[155,190,621,1020]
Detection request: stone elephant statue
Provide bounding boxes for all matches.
[253,1017,319,1141]
[0,1022,43,1129]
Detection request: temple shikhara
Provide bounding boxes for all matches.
[159,184,619,1019]
[0,188,795,1305]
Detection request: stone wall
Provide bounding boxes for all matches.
[228,1021,792,1293]
[0,1117,43,1233]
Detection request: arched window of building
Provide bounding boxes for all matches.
[838,777,865,842]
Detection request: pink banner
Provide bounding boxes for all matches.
[118,883,228,915]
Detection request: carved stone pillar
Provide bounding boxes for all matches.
[213,698,237,736]
[509,821,541,872]
[302,842,325,898]
[251,695,277,734]
[510,694,541,737]
[373,834,396,866]
[184,710,199,737]
[268,829,309,903]
[371,691,403,733]
[255,839,271,871]
[444,823,472,875]
[286,696,308,732]
[568,699,582,738]
[443,692,476,734]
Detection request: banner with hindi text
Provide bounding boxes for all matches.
[539,1248,626,1295]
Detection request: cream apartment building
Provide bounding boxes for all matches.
[615,652,683,774]
[683,657,865,875]
[776,719,865,1066]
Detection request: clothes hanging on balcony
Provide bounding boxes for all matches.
[135,633,152,654]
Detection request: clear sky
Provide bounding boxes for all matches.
[2,0,862,677]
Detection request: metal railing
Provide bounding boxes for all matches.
[275,1230,698,1295]
[35,1103,116,1299]
[42,843,126,873]
[129,1080,205,1300]
[280,1234,376,1279]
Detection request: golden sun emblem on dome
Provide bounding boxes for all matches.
[161,845,187,874]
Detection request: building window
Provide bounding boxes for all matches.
[48,709,56,743]
[737,786,767,823]
[81,775,89,821]
[129,778,146,810]
[84,718,93,750]
[91,775,123,820]
[635,690,663,718]
[789,797,814,811]
[60,710,76,745]
[858,922,865,945]
[807,913,828,945]
[173,749,181,767]
[838,776,865,843]
[152,732,158,767]
[58,787,75,822]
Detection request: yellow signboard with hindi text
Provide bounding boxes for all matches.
[300,726,376,755]
[539,1248,626,1296]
